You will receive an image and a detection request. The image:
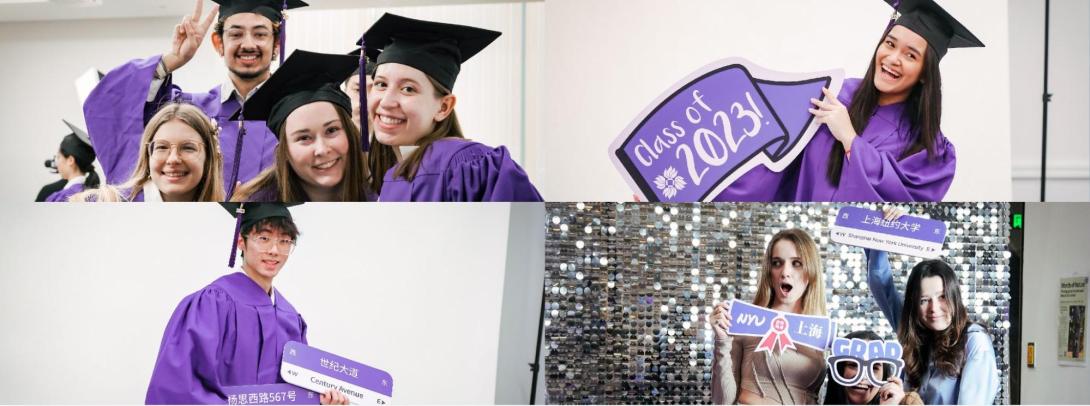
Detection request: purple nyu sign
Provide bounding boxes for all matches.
[610,58,843,201]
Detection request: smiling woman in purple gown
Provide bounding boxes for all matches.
[716,0,984,202]
[145,203,346,405]
[361,13,542,202]
[230,51,374,202]
[72,103,225,202]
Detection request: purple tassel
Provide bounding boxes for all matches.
[279,0,287,66]
[225,103,245,201]
[228,203,245,268]
[359,38,370,152]
[887,0,902,30]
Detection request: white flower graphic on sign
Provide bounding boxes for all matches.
[653,166,686,199]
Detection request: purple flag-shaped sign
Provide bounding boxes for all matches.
[223,383,320,405]
[727,299,837,354]
[281,341,393,405]
[830,206,947,258]
[610,57,843,201]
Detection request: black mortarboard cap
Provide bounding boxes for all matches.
[221,203,300,268]
[62,119,91,147]
[232,50,358,137]
[211,0,307,24]
[361,13,501,90]
[885,0,984,60]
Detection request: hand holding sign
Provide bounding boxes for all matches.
[281,342,393,405]
[830,206,947,258]
[726,299,837,354]
[809,87,857,147]
[610,57,844,201]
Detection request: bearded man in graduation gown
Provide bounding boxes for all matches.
[146,204,308,404]
[84,0,306,197]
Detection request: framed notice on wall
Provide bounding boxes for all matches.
[1059,276,1088,366]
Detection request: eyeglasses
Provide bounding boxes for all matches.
[246,234,296,254]
[148,140,204,159]
[826,356,904,387]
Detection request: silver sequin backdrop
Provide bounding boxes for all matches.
[543,202,1012,404]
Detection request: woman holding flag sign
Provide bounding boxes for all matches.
[708,228,829,404]
[865,207,1000,404]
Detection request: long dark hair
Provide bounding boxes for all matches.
[59,133,100,189]
[824,330,885,405]
[898,259,971,388]
[367,75,464,193]
[827,26,944,186]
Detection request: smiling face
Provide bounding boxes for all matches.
[769,239,810,311]
[918,275,952,331]
[212,13,277,81]
[148,120,206,201]
[238,225,293,281]
[873,25,928,104]
[369,63,455,147]
[283,102,350,195]
[842,362,884,404]
[55,151,76,179]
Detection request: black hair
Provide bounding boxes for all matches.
[827,26,944,186]
[58,133,100,189]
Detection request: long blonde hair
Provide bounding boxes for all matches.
[752,228,827,316]
[232,103,371,202]
[73,103,224,202]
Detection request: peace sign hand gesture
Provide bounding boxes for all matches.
[163,0,219,73]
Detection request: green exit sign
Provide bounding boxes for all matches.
[1013,214,1023,229]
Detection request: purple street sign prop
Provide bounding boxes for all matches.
[727,299,837,354]
[610,57,843,201]
[281,341,393,405]
[827,338,905,387]
[830,206,947,258]
[223,384,319,405]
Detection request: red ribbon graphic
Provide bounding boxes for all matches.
[756,315,796,354]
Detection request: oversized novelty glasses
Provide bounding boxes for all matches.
[826,355,904,387]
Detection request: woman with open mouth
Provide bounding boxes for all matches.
[824,330,922,405]
[865,207,1000,404]
[231,50,374,202]
[361,13,542,202]
[72,103,225,202]
[708,228,829,404]
[717,0,983,202]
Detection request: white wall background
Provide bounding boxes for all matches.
[543,0,1012,201]
[493,203,546,404]
[3,1,544,202]
[0,203,544,404]
[1009,0,1090,202]
[1021,203,1090,404]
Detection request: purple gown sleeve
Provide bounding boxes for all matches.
[45,184,84,202]
[83,55,183,185]
[444,145,543,202]
[145,287,235,404]
[835,132,957,202]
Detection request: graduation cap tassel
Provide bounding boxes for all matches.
[225,105,246,201]
[279,0,287,66]
[228,203,245,269]
[887,0,902,29]
[359,39,370,152]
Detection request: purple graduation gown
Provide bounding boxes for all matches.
[379,138,543,202]
[84,55,277,191]
[715,78,956,202]
[145,272,307,404]
[44,182,84,202]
